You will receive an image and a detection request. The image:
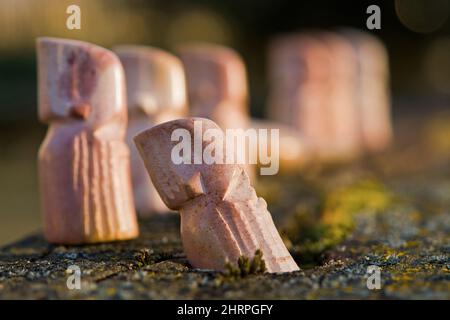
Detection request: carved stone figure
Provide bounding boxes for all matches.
[267,33,332,158]
[318,32,361,158]
[134,118,299,273]
[178,44,255,180]
[37,37,139,244]
[341,29,392,152]
[267,32,362,160]
[115,46,187,215]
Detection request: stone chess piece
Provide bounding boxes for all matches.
[178,44,256,181]
[134,118,299,273]
[37,37,139,244]
[115,45,188,215]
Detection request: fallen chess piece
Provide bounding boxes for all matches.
[115,45,188,215]
[134,118,299,273]
[178,44,256,181]
[37,37,139,244]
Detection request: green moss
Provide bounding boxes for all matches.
[133,249,174,268]
[222,249,267,279]
[134,249,152,267]
[285,179,393,266]
[322,180,392,222]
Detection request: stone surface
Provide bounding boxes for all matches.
[0,113,449,299]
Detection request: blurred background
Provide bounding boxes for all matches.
[0,0,449,245]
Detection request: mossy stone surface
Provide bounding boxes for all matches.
[1,115,450,299]
[1,170,448,299]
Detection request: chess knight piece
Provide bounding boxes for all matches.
[37,37,139,244]
[115,46,188,215]
[134,118,299,273]
[178,44,255,181]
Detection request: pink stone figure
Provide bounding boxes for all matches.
[267,34,334,159]
[134,118,299,273]
[178,44,249,130]
[267,32,362,161]
[178,44,256,180]
[341,29,393,152]
[37,37,139,244]
[115,46,188,215]
[318,32,362,159]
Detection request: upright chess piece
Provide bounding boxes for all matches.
[317,32,361,158]
[178,44,255,180]
[115,46,188,215]
[267,32,362,161]
[134,118,299,273]
[267,34,333,158]
[341,29,392,152]
[178,44,249,130]
[37,37,139,244]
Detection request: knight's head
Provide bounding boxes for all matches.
[114,46,187,118]
[134,118,245,210]
[178,44,248,117]
[37,37,127,128]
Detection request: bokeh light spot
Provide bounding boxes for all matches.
[423,38,450,94]
[395,0,449,33]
